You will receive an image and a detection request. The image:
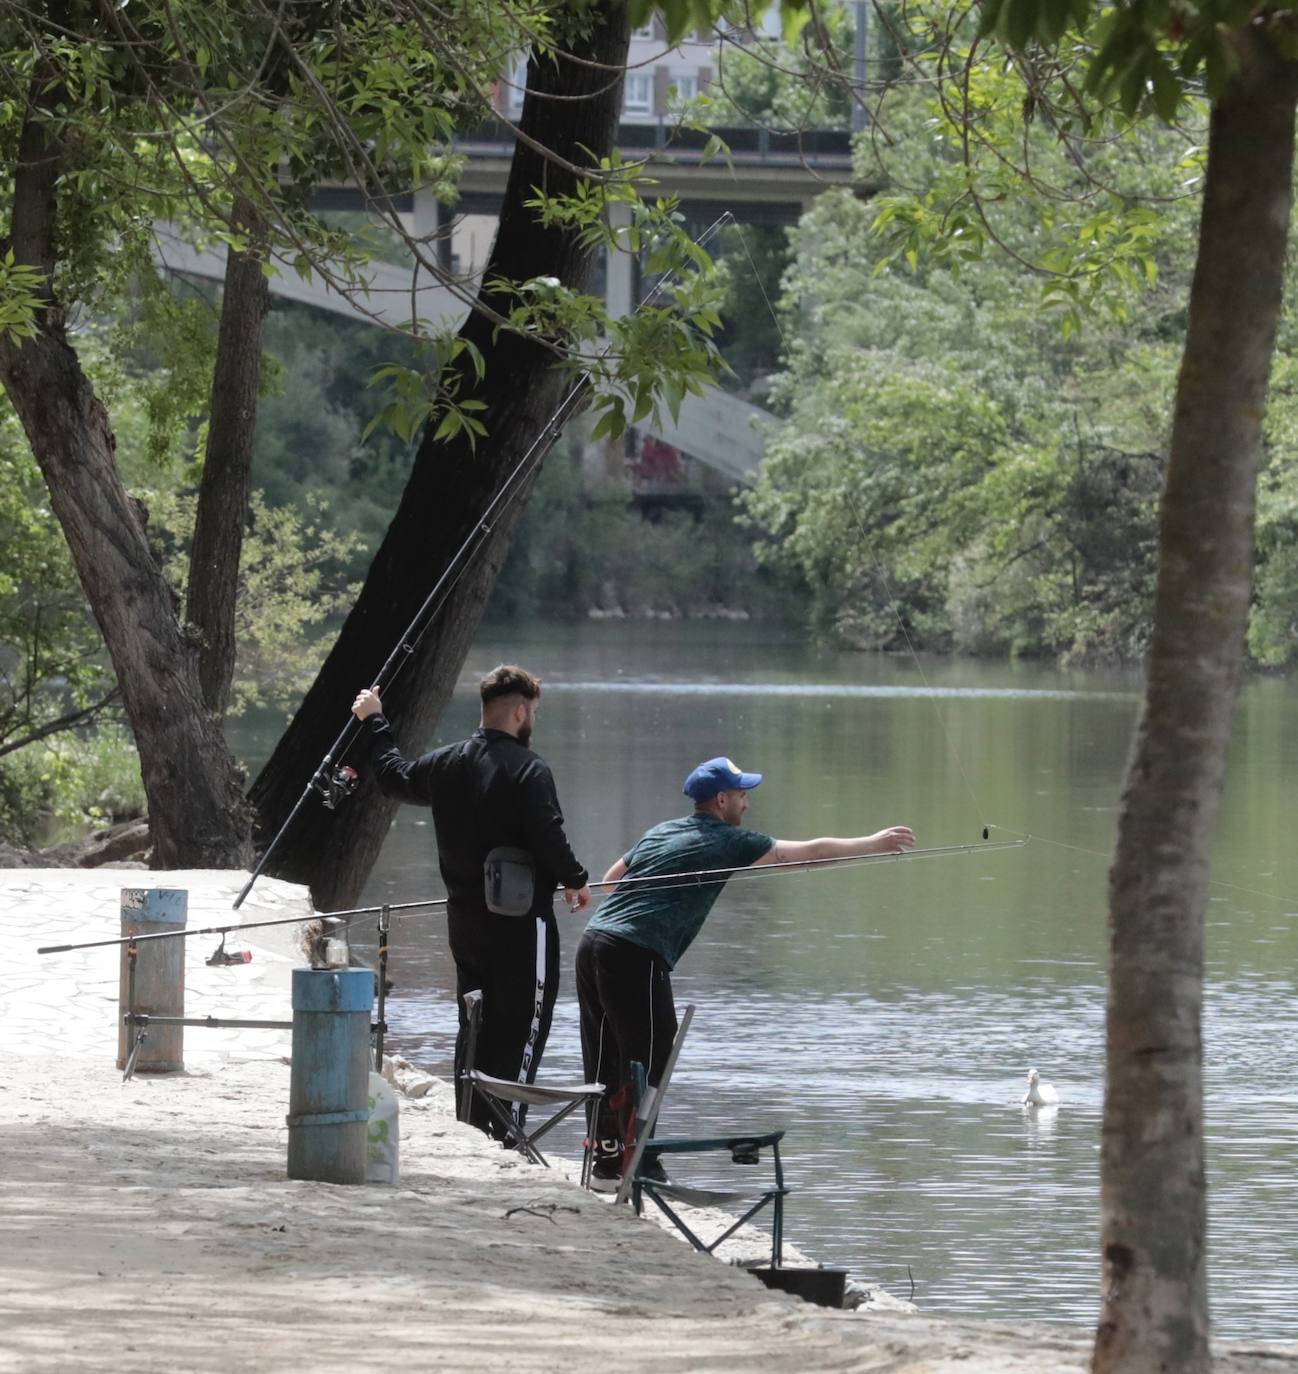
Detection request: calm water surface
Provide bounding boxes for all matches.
[234,622,1298,1338]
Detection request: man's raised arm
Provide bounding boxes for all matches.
[753,827,916,867]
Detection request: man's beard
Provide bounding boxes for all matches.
[517,724,532,749]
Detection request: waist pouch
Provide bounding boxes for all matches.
[484,846,536,916]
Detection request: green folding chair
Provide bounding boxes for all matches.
[631,1125,789,1266]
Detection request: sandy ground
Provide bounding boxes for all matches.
[3,869,1296,1373]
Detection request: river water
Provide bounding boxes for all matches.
[233,621,1298,1339]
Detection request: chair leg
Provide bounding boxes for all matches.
[459,990,483,1122]
[581,1095,596,1189]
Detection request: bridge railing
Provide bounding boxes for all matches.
[454,119,852,167]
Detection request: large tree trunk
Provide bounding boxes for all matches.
[1092,33,1298,1374]
[249,2,630,907]
[0,72,252,868]
[187,198,271,718]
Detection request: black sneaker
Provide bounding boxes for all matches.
[589,1155,623,1193]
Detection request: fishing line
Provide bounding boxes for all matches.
[38,839,1028,956]
[985,821,1298,913]
[234,210,734,912]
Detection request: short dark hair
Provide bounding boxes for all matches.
[480,664,542,707]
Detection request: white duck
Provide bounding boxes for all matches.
[1023,1067,1059,1107]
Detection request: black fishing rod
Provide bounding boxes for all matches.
[41,837,1028,955]
[230,375,586,910]
[233,212,735,912]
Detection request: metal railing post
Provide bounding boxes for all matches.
[116,887,187,1073]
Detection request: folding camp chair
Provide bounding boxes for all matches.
[458,989,605,1186]
[631,1127,789,1267]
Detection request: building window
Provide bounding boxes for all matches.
[670,73,699,102]
[624,72,653,114]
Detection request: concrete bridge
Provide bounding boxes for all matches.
[155,229,774,487]
[153,122,840,484]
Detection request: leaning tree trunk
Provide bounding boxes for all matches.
[187,197,271,718]
[0,73,252,868]
[1093,32,1298,1374]
[249,2,631,907]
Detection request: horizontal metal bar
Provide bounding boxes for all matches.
[122,1014,387,1034]
[123,1014,293,1031]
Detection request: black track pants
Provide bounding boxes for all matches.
[575,928,677,1149]
[450,909,560,1139]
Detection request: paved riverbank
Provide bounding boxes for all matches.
[2,869,1295,1372]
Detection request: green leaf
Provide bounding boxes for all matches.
[1203,33,1235,98]
[590,408,617,442]
[977,0,1010,39]
[1149,54,1182,123]
[1118,52,1149,117]
[781,3,812,46]
[1004,0,1041,51]
[1038,0,1072,45]
[433,409,463,441]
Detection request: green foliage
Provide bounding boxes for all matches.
[0,297,367,836]
[1249,348,1298,667]
[2,0,737,457]
[144,485,363,717]
[488,429,799,622]
[713,223,794,389]
[710,3,854,130]
[0,396,119,760]
[0,250,45,342]
[0,727,146,847]
[0,386,137,842]
[739,178,1184,659]
[975,0,1275,117]
[863,2,1206,335]
[509,174,730,443]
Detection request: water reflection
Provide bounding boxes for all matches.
[230,622,1298,1339]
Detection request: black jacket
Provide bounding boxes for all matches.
[363,716,587,919]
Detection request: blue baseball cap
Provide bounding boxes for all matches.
[683,756,764,801]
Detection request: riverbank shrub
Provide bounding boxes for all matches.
[737,86,1198,661]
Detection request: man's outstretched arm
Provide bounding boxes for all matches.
[752,827,916,867]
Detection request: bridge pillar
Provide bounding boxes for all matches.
[413,186,452,276]
[604,200,636,320]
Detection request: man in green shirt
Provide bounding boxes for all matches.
[576,755,914,1188]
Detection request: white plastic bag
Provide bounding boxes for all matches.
[366,1071,400,1184]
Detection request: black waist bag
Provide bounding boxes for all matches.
[484,847,536,916]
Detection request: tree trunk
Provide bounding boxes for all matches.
[0,73,252,868]
[187,197,271,718]
[1093,33,1298,1374]
[249,2,630,908]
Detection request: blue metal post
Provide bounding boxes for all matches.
[286,967,374,1184]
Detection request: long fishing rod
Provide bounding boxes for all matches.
[233,211,735,912]
[41,837,1027,955]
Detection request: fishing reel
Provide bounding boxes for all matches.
[312,764,360,810]
[206,934,252,967]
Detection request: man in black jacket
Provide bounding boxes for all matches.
[351,665,590,1139]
